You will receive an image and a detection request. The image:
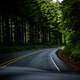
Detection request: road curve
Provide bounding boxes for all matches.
[0,48,70,72]
[5,48,59,72]
[0,48,80,80]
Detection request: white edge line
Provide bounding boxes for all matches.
[50,54,61,72]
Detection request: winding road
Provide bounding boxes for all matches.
[0,48,79,80]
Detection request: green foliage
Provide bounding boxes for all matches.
[62,0,80,30]
[71,49,80,61]
[63,47,72,57]
[64,29,75,48]
[62,0,80,62]
[24,0,62,28]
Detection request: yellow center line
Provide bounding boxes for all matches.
[0,57,19,66]
[0,50,43,69]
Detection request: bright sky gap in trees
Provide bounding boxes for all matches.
[52,0,63,3]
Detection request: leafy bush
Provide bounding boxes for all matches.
[71,47,80,62]
[63,47,72,57]
[71,52,80,62]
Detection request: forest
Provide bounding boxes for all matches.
[0,0,62,47]
[0,0,80,61]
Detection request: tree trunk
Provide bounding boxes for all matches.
[4,16,11,46]
[0,16,2,45]
[28,24,34,47]
[41,26,48,45]
[14,16,24,45]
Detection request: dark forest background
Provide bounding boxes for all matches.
[0,0,80,61]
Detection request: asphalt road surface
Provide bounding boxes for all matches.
[0,48,59,71]
[9,48,60,71]
[0,48,80,80]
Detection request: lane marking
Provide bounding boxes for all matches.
[50,54,61,72]
[0,50,44,68]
